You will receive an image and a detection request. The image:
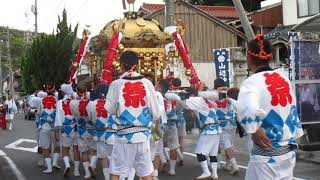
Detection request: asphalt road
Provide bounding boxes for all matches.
[0,114,320,180]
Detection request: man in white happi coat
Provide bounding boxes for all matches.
[28,90,48,166]
[70,85,97,179]
[151,79,169,180]
[106,51,161,180]
[171,78,186,166]
[54,84,81,177]
[237,34,303,180]
[37,83,61,173]
[211,79,239,175]
[4,94,17,130]
[162,81,185,176]
[87,83,116,180]
[181,87,222,180]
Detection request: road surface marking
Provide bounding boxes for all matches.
[0,150,26,180]
[5,138,38,153]
[183,152,307,180]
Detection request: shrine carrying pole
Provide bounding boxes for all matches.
[232,0,255,41]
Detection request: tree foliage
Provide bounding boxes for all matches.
[188,0,263,12]
[21,9,78,93]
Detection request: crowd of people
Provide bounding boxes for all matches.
[24,35,302,180]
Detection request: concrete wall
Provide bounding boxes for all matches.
[282,0,314,26]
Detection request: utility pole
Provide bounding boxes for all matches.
[232,0,255,41]
[35,0,38,34]
[6,27,13,97]
[0,51,2,102]
[164,0,174,26]
[32,0,38,34]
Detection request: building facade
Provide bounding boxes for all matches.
[140,1,247,88]
[283,0,320,26]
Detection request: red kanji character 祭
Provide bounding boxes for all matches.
[96,99,108,118]
[78,99,89,116]
[62,100,72,115]
[122,82,146,108]
[264,72,293,107]
[42,96,56,110]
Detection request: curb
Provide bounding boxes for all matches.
[296,150,320,164]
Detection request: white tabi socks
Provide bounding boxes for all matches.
[229,157,239,175]
[52,153,61,169]
[8,121,12,130]
[103,168,110,180]
[210,162,219,180]
[83,161,91,179]
[43,158,53,174]
[152,169,159,180]
[164,148,170,161]
[73,161,80,177]
[196,160,211,179]
[177,149,184,162]
[63,156,71,177]
[89,155,97,177]
[168,160,176,176]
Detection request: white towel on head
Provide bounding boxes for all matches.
[61,84,74,96]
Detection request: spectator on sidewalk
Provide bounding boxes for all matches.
[4,94,17,130]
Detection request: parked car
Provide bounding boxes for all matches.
[23,97,37,120]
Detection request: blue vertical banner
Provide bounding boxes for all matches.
[288,32,300,81]
[213,48,230,86]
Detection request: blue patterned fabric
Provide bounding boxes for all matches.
[119,107,152,128]
[116,107,152,144]
[197,110,221,135]
[39,110,56,130]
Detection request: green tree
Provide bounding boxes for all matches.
[188,0,263,12]
[21,9,78,93]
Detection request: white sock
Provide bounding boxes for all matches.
[164,148,170,161]
[177,149,184,161]
[169,160,176,174]
[90,155,97,168]
[83,161,90,177]
[210,162,218,177]
[230,157,238,169]
[63,156,70,168]
[127,168,135,180]
[153,169,159,177]
[74,161,80,176]
[103,168,110,180]
[44,158,52,172]
[9,122,12,130]
[52,153,59,165]
[199,160,210,175]
[159,152,167,164]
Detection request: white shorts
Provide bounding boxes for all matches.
[220,129,235,149]
[39,129,59,149]
[110,140,153,177]
[150,138,164,161]
[177,124,187,137]
[78,136,97,153]
[245,156,295,180]
[163,127,180,150]
[195,134,220,156]
[60,133,78,147]
[97,141,113,159]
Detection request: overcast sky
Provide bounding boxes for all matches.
[0,0,281,37]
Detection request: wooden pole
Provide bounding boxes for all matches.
[232,0,255,40]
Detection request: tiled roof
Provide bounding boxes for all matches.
[196,5,239,20]
[140,3,239,20]
[140,3,164,13]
